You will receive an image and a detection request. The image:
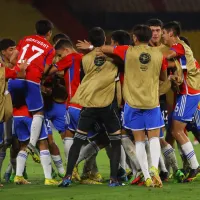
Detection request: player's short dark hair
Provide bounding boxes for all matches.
[111,30,131,45]
[179,36,190,47]
[55,39,73,50]
[146,19,163,28]
[163,21,181,36]
[52,33,70,45]
[132,25,152,43]
[35,20,54,36]
[0,39,16,51]
[88,27,105,47]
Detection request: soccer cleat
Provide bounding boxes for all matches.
[72,167,81,182]
[44,179,60,186]
[9,173,16,183]
[150,166,163,188]
[109,179,123,187]
[4,172,11,182]
[58,177,72,187]
[130,171,143,185]
[159,171,169,182]
[26,143,40,164]
[145,178,154,187]
[183,167,200,183]
[14,176,31,185]
[81,178,102,185]
[88,172,103,182]
[173,169,185,183]
[117,167,128,182]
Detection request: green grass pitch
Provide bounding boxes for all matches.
[1,133,200,200]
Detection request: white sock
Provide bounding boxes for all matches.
[159,154,168,172]
[181,142,199,169]
[30,115,44,147]
[16,151,28,176]
[0,151,6,179]
[40,150,52,179]
[63,137,73,163]
[145,140,152,170]
[51,155,65,175]
[149,137,161,169]
[120,145,126,170]
[162,144,178,173]
[135,141,150,180]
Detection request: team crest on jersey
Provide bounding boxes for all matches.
[139,53,151,64]
[94,56,106,72]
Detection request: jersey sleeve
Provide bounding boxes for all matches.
[55,55,73,71]
[170,43,185,57]
[5,66,20,79]
[113,45,129,61]
[161,56,168,71]
[45,48,55,65]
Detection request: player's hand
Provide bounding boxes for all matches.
[169,75,182,85]
[76,40,91,50]
[19,59,28,70]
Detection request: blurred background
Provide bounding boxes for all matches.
[1,0,200,60]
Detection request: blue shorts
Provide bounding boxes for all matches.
[44,119,53,135]
[173,94,200,122]
[13,117,48,142]
[123,103,165,131]
[45,102,68,134]
[67,106,81,131]
[160,128,164,138]
[0,122,4,144]
[193,108,200,130]
[8,79,43,112]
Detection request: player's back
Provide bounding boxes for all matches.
[124,45,163,109]
[17,35,54,82]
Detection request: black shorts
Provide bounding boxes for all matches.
[77,100,121,134]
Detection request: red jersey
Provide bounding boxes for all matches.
[55,53,83,108]
[13,105,32,118]
[170,43,200,95]
[16,35,55,83]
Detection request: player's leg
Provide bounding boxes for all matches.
[59,108,96,187]
[172,94,200,182]
[99,101,121,187]
[37,121,59,186]
[0,122,5,187]
[13,117,31,185]
[25,81,44,161]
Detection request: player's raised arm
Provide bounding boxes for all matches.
[159,57,168,81]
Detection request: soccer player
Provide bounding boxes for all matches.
[97,25,167,187]
[9,20,55,162]
[162,21,200,182]
[59,27,122,187]
[146,19,182,182]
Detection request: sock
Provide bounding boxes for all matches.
[0,151,6,180]
[76,141,99,165]
[10,158,16,173]
[83,153,97,174]
[30,115,44,147]
[120,145,126,170]
[51,155,65,175]
[126,157,137,177]
[162,144,178,173]
[145,140,152,170]
[91,158,99,175]
[5,162,12,174]
[121,137,141,170]
[181,142,199,169]
[40,150,52,179]
[109,134,121,180]
[149,137,161,169]
[66,133,87,176]
[63,137,74,163]
[136,141,150,180]
[16,151,27,176]
[159,154,168,172]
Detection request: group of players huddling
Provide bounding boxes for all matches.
[0,18,200,188]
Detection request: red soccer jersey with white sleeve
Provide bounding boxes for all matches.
[55,53,83,108]
[16,35,55,83]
